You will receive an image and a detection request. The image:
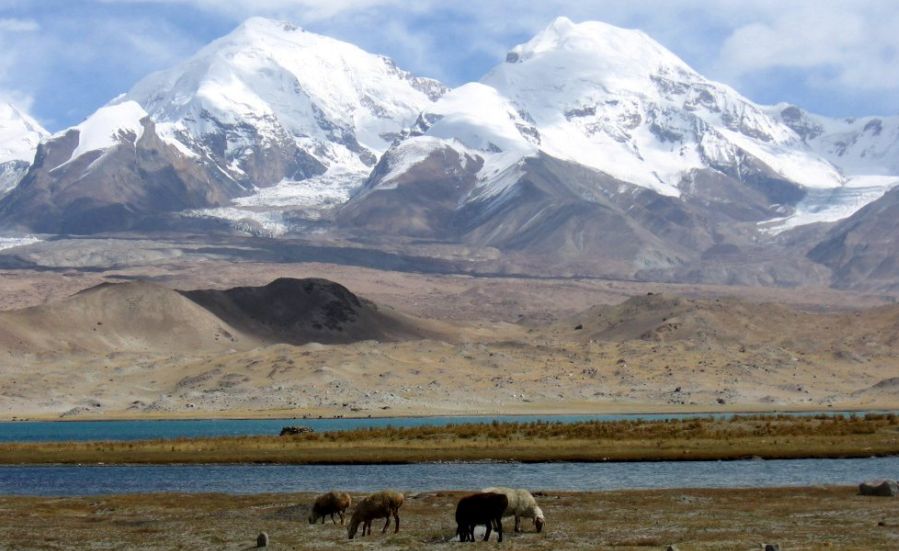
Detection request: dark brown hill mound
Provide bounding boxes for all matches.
[180,277,429,345]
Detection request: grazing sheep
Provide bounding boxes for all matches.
[482,487,545,533]
[347,490,404,539]
[455,492,508,542]
[308,491,352,525]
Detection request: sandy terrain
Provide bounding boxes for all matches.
[0,262,896,420]
[0,488,896,550]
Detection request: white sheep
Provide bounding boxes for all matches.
[481,487,545,533]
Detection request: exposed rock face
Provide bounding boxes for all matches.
[0,118,242,233]
[0,160,29,196]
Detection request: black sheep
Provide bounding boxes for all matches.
[455,492,509,542]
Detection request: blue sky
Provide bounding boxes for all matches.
[1,0,898,131]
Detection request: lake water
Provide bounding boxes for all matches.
[0,457,895,496]
[1,411,890,443]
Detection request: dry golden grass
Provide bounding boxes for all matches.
[0,487,897,550]
[2,414,897,464]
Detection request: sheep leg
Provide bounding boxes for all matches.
[484,521,492,542]
[338,511,344,525]
[330,513,336,524]
[363,519,371,536]
[381,515,391,533]
[497,515,504,542]
[393,510,400,533]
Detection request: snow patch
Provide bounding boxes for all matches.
[0,235,41,251]
[234,167,367,208]
[761,175,899,234]
[66,101,147,163]
[184,207,289,237]
[372,136,477,191]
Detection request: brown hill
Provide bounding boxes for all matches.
[0,281,258,354]
[551,292,899,359]
[0,278,434,356]
[180,277,432,345]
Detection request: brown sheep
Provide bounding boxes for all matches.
[347,490,404,539]
[308,491,352,525]
[455,492,508,542]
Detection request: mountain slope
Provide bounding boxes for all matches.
[0,102,47,195]
[808,186,899,291]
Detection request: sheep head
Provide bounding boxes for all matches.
[347,518,360,539]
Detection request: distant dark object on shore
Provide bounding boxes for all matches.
[280,426,315,436]
[859,479,898,497]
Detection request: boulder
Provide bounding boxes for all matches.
[279,426,315,436]
[859,480,899,497]
[256,531,269,547]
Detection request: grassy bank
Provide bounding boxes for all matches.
[1,487,897,550]
[1,414,897,464]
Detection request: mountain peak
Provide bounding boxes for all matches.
[0,102,48,164]
[506,17,692,77]
[233,16,303,36]
[123,17,446,184]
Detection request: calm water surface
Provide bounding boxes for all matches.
[0,457,896,496]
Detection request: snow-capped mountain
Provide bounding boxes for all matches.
[0,102,47,195]
[0,18,446,233]
[402,17,844,199]
[770,104,899,177]
[340,18,858,276]
[124,17,445,187]
[2,15,898,289]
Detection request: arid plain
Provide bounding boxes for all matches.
[0,259,896,420]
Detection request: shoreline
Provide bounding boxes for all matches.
[6,401,899,423]
[2,415,896,465]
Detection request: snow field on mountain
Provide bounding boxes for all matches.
[0,103,47,164]
[66,101,147,164]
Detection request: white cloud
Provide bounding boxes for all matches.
[0,17,38,32]
[717,2,899,93]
